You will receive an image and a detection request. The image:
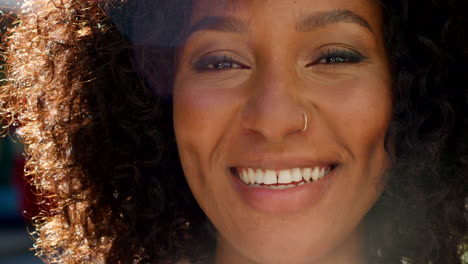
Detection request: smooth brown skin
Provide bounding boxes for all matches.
[173,0,392,263]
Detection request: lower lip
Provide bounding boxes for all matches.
[230,168,336,215]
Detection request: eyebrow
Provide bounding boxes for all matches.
[185,9,374,37]
[186,16,249,36]
[296,9,374,34]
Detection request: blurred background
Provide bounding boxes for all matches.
[0,1,41,263]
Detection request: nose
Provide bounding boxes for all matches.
[241,65,306,142]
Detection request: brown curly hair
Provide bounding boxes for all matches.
[0,0,466,263]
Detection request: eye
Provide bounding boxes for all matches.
[193,55,250,72]
[308,48,366,66]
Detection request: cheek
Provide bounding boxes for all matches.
[172,79,242,187]
[173,90,213,204]
[336,79,392,210]
[173,89,214,171]
[348,80,391,159]
[173,68,248,148]
[173,85,236,152]
[318,74,392,159]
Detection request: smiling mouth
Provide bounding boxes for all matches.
[230,165,336,190]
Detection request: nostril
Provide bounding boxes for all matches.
[240,90,307,141]
[241,112,308,142]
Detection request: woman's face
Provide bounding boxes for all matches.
[173,0,392,263]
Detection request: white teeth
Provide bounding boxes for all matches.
[255,169,264,184]
[248,168,256,184]
[264,170,277,184]
[278,170,292,184]
[291,168,302,182]
[302,168,312,182]
[240,170,247,183]
[237,166,333,187]
[319,168,326,179]
[311,167,320,181]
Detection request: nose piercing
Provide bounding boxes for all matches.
[302,113,308,132]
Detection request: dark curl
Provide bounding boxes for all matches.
[0,0,466,263]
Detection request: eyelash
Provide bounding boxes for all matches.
[310,48,366,66]
[193,55,248,72]
[192,49,366,72]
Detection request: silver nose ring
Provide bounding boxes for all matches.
[302,113,308,132]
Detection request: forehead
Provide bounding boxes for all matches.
[190,0,383,32]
